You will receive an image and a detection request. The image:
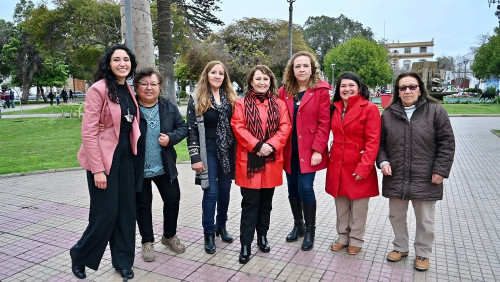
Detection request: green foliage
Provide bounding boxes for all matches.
[471,33,500,79]
[484,86,497,95]
[442,103,500,114]
[208,17,312,87]
[323,37,391,87]
[465,88,477,93]
[303,15,374,67]
[179,91,187,98]
[33,54,70,87]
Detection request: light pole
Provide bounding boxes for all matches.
[463,59,469,88]
[287,0,296,59]
[458,62,462,89]
[331,64,335,86]
[391,63,395,92]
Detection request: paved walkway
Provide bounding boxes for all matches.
[1,117,499,281]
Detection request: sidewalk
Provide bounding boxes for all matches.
[1,117,500,281]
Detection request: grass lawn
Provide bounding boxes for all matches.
[442,103,500,114]
[2,104,84,115]
[0,118,189,175]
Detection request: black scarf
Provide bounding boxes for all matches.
[244,89,280,178]
[210,88,234,175]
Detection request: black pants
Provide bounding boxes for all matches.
[136,174,180,244]
[240,187,275,245]
[70,133,136,270]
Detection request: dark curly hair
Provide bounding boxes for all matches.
[94,44,138,103]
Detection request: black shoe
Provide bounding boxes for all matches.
[204,233,216,254]
[115,268,134,279]
[257,235,270,253]
[286,220,305,242]
[239,244,252,264]
[216,227,234,243]
[71,264,86,279]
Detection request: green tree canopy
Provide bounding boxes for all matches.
[303,15,374,68]
[323,37,391,88]
[471,31,500,80]
[211,17,312,87]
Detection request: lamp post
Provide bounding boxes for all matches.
[463,59,469,88]
[458,62,462,89]
[391,63,395,92]
[287,0,296,59]
[331,63,335,86]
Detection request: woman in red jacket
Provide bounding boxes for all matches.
[278,51,331,251]
[325,72,381,256]
[231,65,291,264]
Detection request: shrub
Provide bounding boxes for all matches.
[179,91,187,99]
[484,86,497,96]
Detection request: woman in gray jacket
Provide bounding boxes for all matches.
[377,72,455,272]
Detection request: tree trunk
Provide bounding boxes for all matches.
[120,0,154,70]
[157,0,176,102]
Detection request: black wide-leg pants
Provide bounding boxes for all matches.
[70,133,136,270]
[240,187,275,245]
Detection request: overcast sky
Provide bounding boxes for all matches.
[1,0,498,59]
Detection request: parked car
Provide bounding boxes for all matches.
[73,91,86,98]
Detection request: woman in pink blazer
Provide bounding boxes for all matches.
[278,51,331,251]
[70,44,140,280]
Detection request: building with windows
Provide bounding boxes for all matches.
[386,40,434,71]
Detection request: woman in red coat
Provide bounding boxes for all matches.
[325,72,381,256]
[278,51,331,251]
[231,65,291,264]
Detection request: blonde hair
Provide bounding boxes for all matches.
[193,61,238,115]
[282,51,322,99]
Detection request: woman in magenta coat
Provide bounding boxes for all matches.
[278,51,331,251]
[325,72,381,256]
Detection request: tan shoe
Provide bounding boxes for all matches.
[141,242,155,262]
[161,235,186,254]
[386,250,409,262]
[330,242,347,252]
[414,256,430,271]
[347,246,361,255]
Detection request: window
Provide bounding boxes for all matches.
[403,60,411,70]
[404,48,411,53]
[420,47,427,53]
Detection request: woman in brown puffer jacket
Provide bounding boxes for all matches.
[377,72,455,272]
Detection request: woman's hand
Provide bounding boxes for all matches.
[257,143,273,157]
[432,173,444,184]
[159,133,170,147]
[94,171,107,189]
[311,151,322,166]
[381,163,392,176]
[98,123,105,132]
[191,161,205,172]
[353,173,363,180]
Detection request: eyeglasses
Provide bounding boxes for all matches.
[398,85,419,91]
[138,82,159,88]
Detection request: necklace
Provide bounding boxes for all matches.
[296,90,306,106]
[120,86,134,123]
[140,104,159,129]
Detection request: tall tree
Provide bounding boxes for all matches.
[303,15,374,68]
[2,0,43,103]
[0,20,15,83]
[213,17,312,87]
[120,0,154,70]
[323,37,391,88]
[156,0,223,102]
[471,31,500,80]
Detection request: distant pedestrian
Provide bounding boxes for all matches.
[47,91,55,106]
[9,88,15,108]
[69,89,74,101]
[56,92,60,105]
[61,89,68,103]
[377,72,455,272]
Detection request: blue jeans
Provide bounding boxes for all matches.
[286,151,316,205]
[202,138,232,233]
